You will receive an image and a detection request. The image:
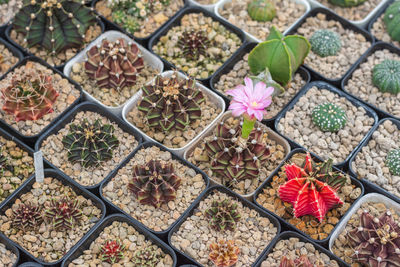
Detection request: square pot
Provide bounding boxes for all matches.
[0,37,23,80]
[187,0,222,12]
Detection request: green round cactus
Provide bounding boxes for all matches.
[384,1,400,42]
[247,0,276,22]
[372,60,400,95]
[328,0,367,7]
[309,30,342,58]
[312,103,347,132]
[386,149,400,176]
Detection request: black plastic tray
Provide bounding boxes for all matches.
[168,185,281,267]
[148,6,247,85]
[0,37,24,80]
[253,148,364,248]
[0,233,20,267]
[286,8,374,87]
[35,102,143,192]
[0,169,106,266]
[17,262,43,267]
[367,0,397,45]
[0,56,83,147]
[61,214,178,267]
[274,80,379,168]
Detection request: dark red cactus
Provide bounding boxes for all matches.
[12,203,43,231]
[100,240,125,264]
[178,30,210,60]
[44,196,83,230]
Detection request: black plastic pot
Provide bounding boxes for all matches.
[274,80,379,169]
[367,0,396,44]
[61,214,177,267]
[286,8,374,87]
[18,262,43,267]
[253,148,364,248]
[100,141,210,238]
[0,37,23,80]
[148,6,247,85]
[0,56,83,147]
[341,42,400,120]
[0,233,20,267]
[209,42,311,124]
[168,185,281,267]
[35,102,143,192]
[0,169,106,267]
[254,231,348,267]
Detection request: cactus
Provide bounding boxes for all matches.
[204,199,241,232]
[132,245,163,266]
[309,30,342,58]
[1,73,59,121]
[128,160,181,208]
[312,103,347,132]
[384,1,400,42]
[278,153,346,222]
[247,0,276,22]
[84,38,145,91]
[372,60,400,95]
[328,0,367,7]
[248,26,310,86]
[209,240,240,267]
[12,0,97,54]
[12,203,43,231]
[137,72,205,133]
[386,149,400,176]
[279,256,314,267]
[178,30,210,60]
[100,240,125,264]
[44,196,83,230]
[62,119,119,168]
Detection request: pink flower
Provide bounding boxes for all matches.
[226,77,273,121]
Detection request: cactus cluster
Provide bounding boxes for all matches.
[100,240,125,264]
[84,38,145,91]
[247,0,276,22]
[132,245,163,266]
[309,30,342,58]
[372,59,400,95]
[386,149,400,176]
[384,0,400,42]
[178,30,210,60]
[328,0,367,7]
[1,73,59,122]
[12,203,43,231]
[62,119,119,168]
[205,199,241,232]
[280,255,313,267]
[44,197,83,230]
[12,0,97,54]
[312,102,347,132]
[128,160,181,208]
[209,240,240,267]
[138,72,205,133]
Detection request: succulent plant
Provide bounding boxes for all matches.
[128,160,181,208]
[384,0,400,41]
[279,255,314,267]
[100,240,125,264]
[12,0,97,54]
[84,38,145,91]
[346,210,400,266]
[247,0,276,22]
[0,152,13,176]
[178,30,210,60]
[328,0,367,7]
[138,72,205,133]
[278,153,346,222]
[111,10,140,35]
[204,199,241,232]
[386,149,400,176]
[372,60,400,95]
[0,0,9,4]
[132,245,163,266]
[62,119,119,168]
[209,240,240,267]
[309,30,342,58]
[12,203,43,231]
[44,196,83,230]
[1,73,59,121]
[312,102,347,132]
[248,26,310,86]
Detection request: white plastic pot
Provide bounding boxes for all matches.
[186,0,224,12]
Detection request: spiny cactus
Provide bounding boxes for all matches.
[204,199,241,232]
[178,30,210,60]
[209,240,240,267]
[44,196,83,230]
[372,59,400,95]
[309,30,342,58]
[312,103,347,132]
[386,149,400,176]
[328,0,367,7]
[12,203,43,231]
[100,240,125,264]
[12,0,97,54]
[1,73,59,121]
[138,72,205,133]
[384,0,400,42]
[128,160,181,208]
[346,210,400,266]
[84,38,145,91]
[247,0,276,22]
[278,153,346,222]
[62,119,119,168]
[132,245,163,266]
[279,255,314,267]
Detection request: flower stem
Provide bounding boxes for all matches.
[241,116,256,139]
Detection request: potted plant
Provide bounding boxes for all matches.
[0,38,22,78]
[0,234,19,267]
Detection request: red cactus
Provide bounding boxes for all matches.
[100,240,125,264]
[280,255,314,267]
[209,240,240,267]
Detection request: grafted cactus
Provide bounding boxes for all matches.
[44,196,83,230]
[100,240,125,264]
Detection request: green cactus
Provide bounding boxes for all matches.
[372,60,400,95]
[247,0,276,22]
[386,149,400,176]
[328,0,367,7]
[248,26,310,86]
[384,1,400,42]
[132,245,163,266]
[309,30,342,57]
[312,103,347,132]
[0,0,9,4]
[205,200,241,232]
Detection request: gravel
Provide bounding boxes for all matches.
[371,13,400,48]
[40,111,138,187]
[0,0,21,25]
[0,44,18,77]
[277,86,375,164]
[170,190,278,266]
[316,0,382,21]
[0,242,17,267]
[296,13,371,79]
[102,146,207,232]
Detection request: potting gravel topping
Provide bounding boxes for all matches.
[317,0,380,22]
[152,13,242,79]
[312,103,347,132]
[277,86,375,164]
[372,59,400,95]
[384,1,400,42]
[309,29,342,58]
[0,0,22,26]
[0,44,18,77]
[209,239,240,267]
[0,242,17,267]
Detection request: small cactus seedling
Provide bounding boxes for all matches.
[12,203,43,231]
[44,196,83,230]
[128,160,181,208]
[204,199,241,232]
[209,240,240,267]
[62,119,119,168]
[247,0,276,22]
[312,102,347,132]
[386,149,400,176]
[328,0,367,6]
[132,245,163,266]
[178,30,210,60]
[372,60,400,95]
[384,0,400,41]
[279,255,314,267]
[85,38,145,91]
[309,30,342,57]
[100,240,125,264]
